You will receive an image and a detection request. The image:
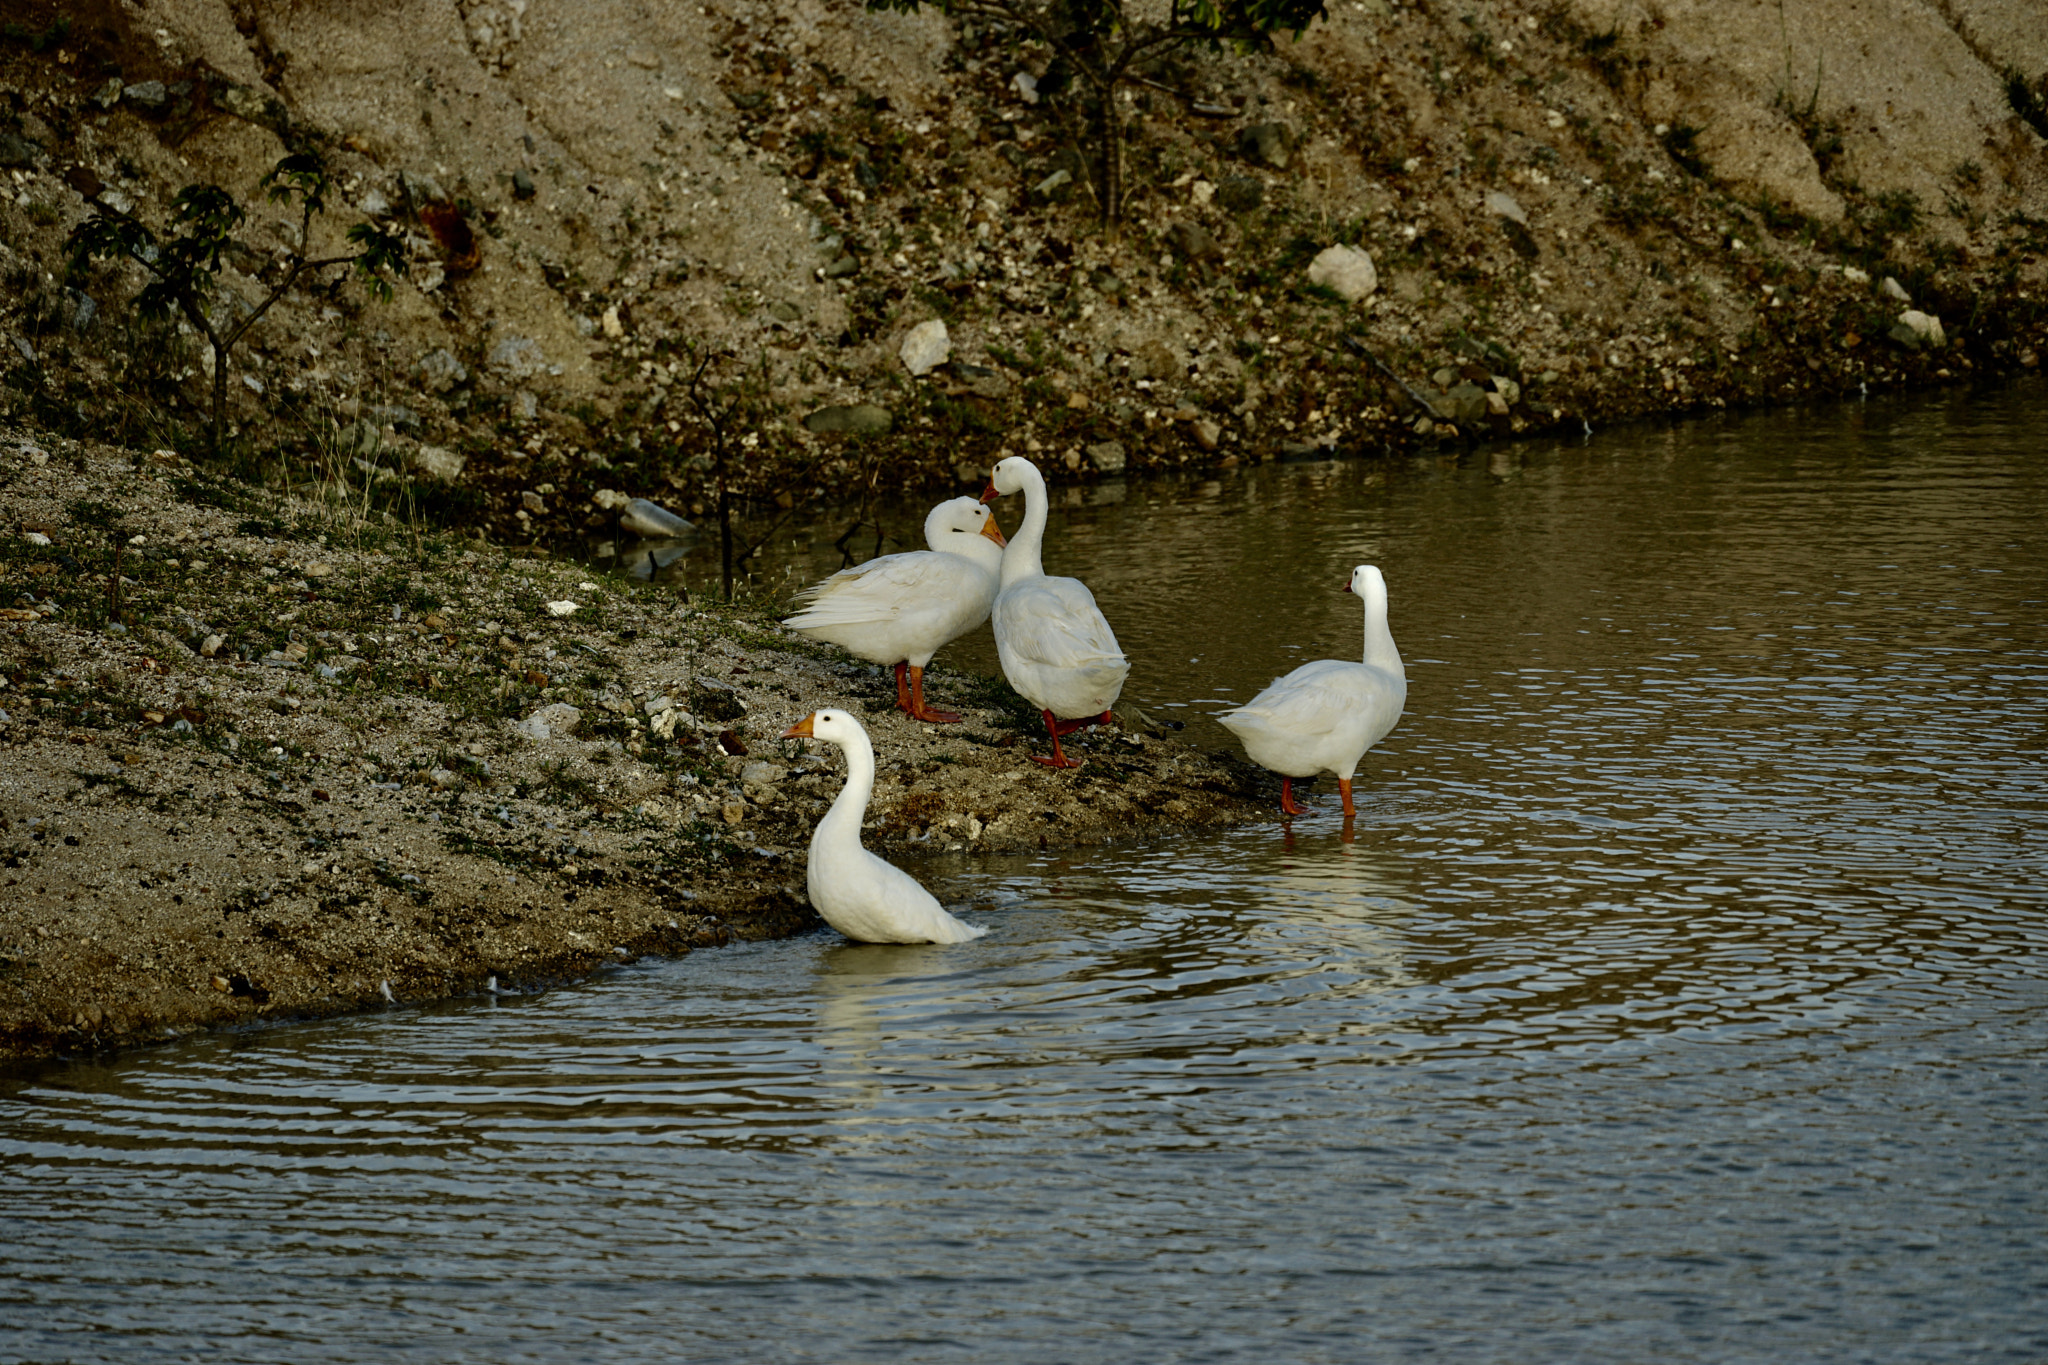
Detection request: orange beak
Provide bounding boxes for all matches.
[979,514,1007,548]
[979,477,1001,504]
[780,714,816,739]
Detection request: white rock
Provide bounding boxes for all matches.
[1012,71,1039,103]
[409,444,465,483]
[200,633,224,658]
[618,498,693,538]
[513,702,583,741]
[1484,190,1529,225]
[545,600,579,617]
[428,767,463,790]
[602,305,624,338]
[899,319,952,377]
[1306,244,1379,302]
[1881,276,1911,302]
[23,531,50,547]
[1843,266,1871,284]
[1898,310,1946,348]
[592,487,631,511]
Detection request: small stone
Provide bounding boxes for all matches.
[1306,244,1379,302]
[1892,310,1946,350]
[513,702,582,740]
[900,320,952,377]
[512,169,536,200]
[765,300,801,323]
[1843,266,1871,284]
[522,490,547,514]
[545,600,579,617]
[1164,219,1222,262]
[1881,276,1911,303]
[722,800,747,825]
[602,305,624,339]
[1192,419,1221,451]
[409,444,465,483]
[820,253,861,279]
[1484,190,1529,226]
[1238,122,1294,170]
[123,80,169,111]
[415,348,469,392]
[488,335,547,378]
[1085,440,1127,474]
[428,767,462,790]
[1032,168,1073,203]
[804,404,893,434]
[741,760,786,795]
[1215,176,1264,214]
[619,497,693,538]
[200,634,224,657]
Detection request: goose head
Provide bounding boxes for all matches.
[924,495,1006,551]
[980,455,1038,503]
[782,707,864,749]
[1344,564,1386,597]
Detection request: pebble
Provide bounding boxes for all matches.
[804,404,893,434]
[618,497,693,538]
[545,600,579,617]
[408,445,465,483]
[1306,244,1378,301]
[1085,440,1128,474]
[1238,122,1294,170]
[900,319,952,377]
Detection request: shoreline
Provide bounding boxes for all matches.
[0,431,1272,1065]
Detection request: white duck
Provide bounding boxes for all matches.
[1219,564,1406,820]
[782,496,1006,723]
[780,709,989,944]
[980,455,1130,768]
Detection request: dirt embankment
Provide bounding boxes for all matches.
[0,433,1269,1063]
[0,0,2044,550]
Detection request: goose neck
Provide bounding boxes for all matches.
[1000,466,1049,589]
[1361,582,1405,677]
[818,729,877,850]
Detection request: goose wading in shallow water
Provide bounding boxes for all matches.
[782,496,1007,723]
[1220,564,1406,819]
[781,709,989,944]
[980,455,1130,768]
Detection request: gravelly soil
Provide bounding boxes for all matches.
[0,432,1269,1063]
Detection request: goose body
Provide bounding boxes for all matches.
[981,456,1129,767]
[781,709,989,944]
[1220,564,1406,818]
[783,497,1006,722]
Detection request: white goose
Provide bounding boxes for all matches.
[782,497,1006,723]
[1220,564,1406,820]
[780,709,989,944]
[981,455,1130,768]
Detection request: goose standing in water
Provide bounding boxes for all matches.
[1220,564,1406,819]
[980,456,1129,768]
[781,709,989,944]
[782,497,1006,723]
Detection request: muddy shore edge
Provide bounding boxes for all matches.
[0,434,1272,1065]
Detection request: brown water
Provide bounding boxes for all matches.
[5,385,2046,1363]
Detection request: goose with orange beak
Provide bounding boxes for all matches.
[782,497,1007,724]
[979,456,1129,768]
[780,709,989,944]
[1219,564,1406,820]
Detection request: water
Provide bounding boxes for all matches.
[6,386,2047,1362]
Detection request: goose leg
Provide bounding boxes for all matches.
[1032,708,1084,768]
[893,661,913,714]
[1338,778,1356,820]
[906,666,963,724]
[1279,777,1307,817]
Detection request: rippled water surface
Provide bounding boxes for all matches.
[6,387,2047,1363]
